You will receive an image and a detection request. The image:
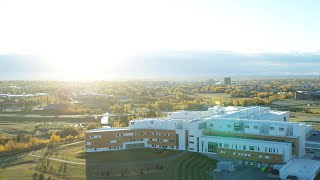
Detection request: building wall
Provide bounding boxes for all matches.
[202,130,299,157]
[85,129,177,152]
[199,136,292,163]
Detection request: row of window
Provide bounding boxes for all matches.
[107,140,118,144]
[115,132,171,137]
[244,125,259,129]
[270,127,285,131]
[219,143,280,154]
[219,150,272,160]
[203,131,294,143]
[150,138,175,142]
[151,144,175,149]
[89,135,101,139]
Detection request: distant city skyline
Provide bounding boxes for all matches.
[0,0,320,80]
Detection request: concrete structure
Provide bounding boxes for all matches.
[85,106,308,167]
[224,77,231,85]
[279,159,320,180]
[217,161,235,171]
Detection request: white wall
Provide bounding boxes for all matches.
[199,136,292,163]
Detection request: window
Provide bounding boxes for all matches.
[108,140,118,144]
[224,143,229,148]
[270,127,275,130]
[227,125,231,128]
[249,146,254,151]
[140,132,143,135]
[131,122,134,125]
[208,142,218,153]
[189,135,194,137]
[244,125,249,128]
[86,142,92,145]
[219,143,222,147]
[265,156,270,159]
[279,127,284,131]
[189,142,194,144]
[254,126,259,129]
[90,135,101,139]
[243,145,246,150]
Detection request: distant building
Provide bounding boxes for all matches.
[295,91,320,100]
[224,77,231,85]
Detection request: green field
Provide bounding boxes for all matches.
[1,142,217,180]
[86,148,217,180]
[0,142,86,180]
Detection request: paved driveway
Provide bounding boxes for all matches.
[214,167,278,180]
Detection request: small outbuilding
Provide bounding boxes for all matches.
[216,161,235,172]
[279,159,320,180]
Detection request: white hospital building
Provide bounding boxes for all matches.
[85,106,310,167]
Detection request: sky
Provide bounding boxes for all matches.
[0,0,320,80]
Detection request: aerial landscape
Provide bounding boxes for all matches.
[1,0,320,180]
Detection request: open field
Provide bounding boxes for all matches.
[0,141,217,180]
[32,142,86,164]
[0,142,86,180]
[86,149,217,180]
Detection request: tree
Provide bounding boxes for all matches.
[50,133,61,143]
[16,134,32,143]
[38,174,45,180]
[85,123,99,130]
[56,127,80,138]
[123,104,132,113]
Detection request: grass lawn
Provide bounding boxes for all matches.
[290,112,320,130]
[86,149,217,180]
[33,142,86,163]
[0,141,87,179]
[0,156,85,180]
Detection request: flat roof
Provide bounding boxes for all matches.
[269,111,288,115]
[85,127,130,133]
[281,159,320,174]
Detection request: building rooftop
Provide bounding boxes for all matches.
[280,159,320,175]
[85,127,129,133]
